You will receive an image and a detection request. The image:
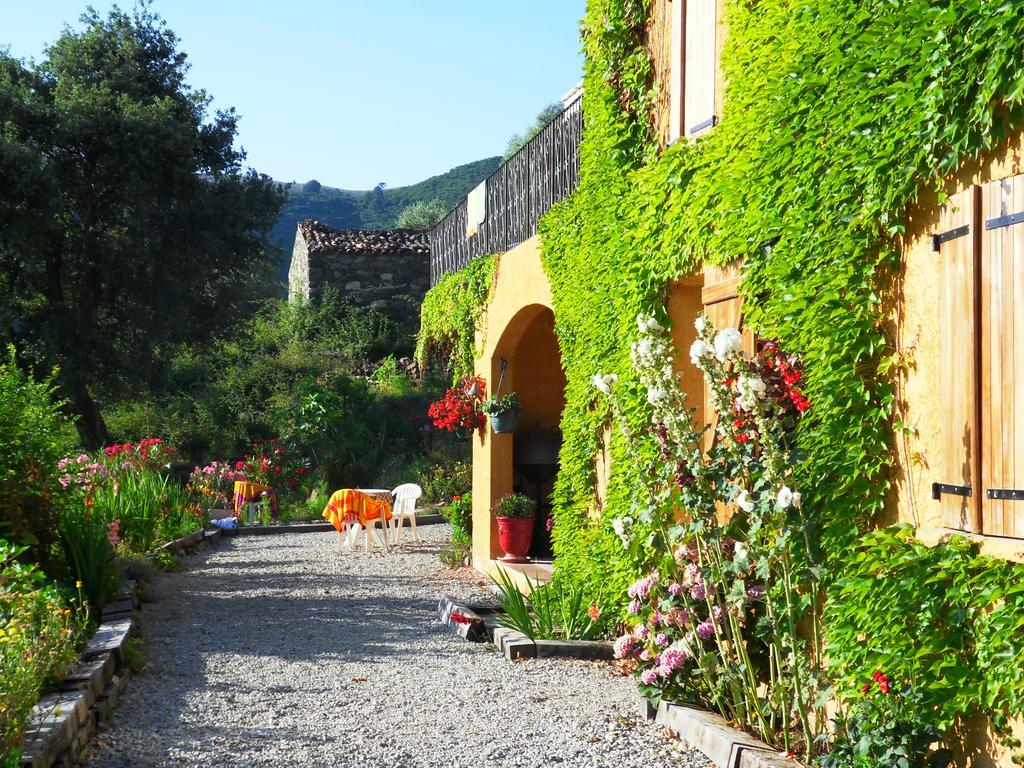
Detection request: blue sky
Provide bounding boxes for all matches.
[3,1,584,189]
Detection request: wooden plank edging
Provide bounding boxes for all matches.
[643,697,799,768]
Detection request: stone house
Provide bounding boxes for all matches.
[287,219,430,318]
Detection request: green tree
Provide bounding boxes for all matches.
[301,179,322,194]
[503,102,564,160]
[396,198,448,229]
[0,5,284,447]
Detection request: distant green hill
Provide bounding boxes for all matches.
[270,156,501,284]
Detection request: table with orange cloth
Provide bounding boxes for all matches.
[233,481,279,519]
[322,489,393,531]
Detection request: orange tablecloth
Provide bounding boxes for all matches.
[233,481,279,518]
[322,489,393,531]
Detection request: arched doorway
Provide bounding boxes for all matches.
[492,305,566,560]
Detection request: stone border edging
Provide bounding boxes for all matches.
[18,584,140,768]
[17,526,217,767]
[642,698,799,768]
[436,595,614,661]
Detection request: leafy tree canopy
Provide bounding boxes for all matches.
[0,3,285,447]
[396,198,448,230]
[503,102,564,160]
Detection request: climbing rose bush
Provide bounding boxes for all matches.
[600,312,825,757]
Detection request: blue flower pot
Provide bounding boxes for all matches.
[489,410,520,434]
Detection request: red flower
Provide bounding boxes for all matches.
[452,495,462,502]
[235,460,244,470]
[872,670,882,682]
[860,683,872,694]
[879,680,891,694]
[449,612,474,625]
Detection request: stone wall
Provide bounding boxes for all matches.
[287,221,431,319]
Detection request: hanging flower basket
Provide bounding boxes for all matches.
[482,392,521,434]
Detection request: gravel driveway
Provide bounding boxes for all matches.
[89,524,709,768]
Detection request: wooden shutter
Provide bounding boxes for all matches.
[933,186,981,532]
[684,0,717,138]
[980,174,1024,538]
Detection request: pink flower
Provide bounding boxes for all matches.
[696,619,716,640]
[639,649,653,662]
[655,633,669,647]
[628,573,657,600]
[658,649,690,676]
[668,583,683,597]
[613,634,636,659]
[651,611,663,625]
[746,584,767,600]
[628,598,643,614]
[633,624,649,639]
[640,668,659,685]
[690,584,707,601]
[107,518,120,547]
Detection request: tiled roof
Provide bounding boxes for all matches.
[298,220,429,256]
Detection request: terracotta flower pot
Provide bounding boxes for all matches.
[496,515,535,563]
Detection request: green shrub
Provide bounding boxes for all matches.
[442,493,472,546]
[416,459,471,504]
[0,541,82,756]
[491,568,612,641]
[0,348,77,568]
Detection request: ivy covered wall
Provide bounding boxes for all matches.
[534,0,1024,748]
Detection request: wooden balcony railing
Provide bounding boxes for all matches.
[429,92,582,284]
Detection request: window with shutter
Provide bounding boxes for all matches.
[684,0,717,138]
[980,174,1024,538]
[932,187,981,532]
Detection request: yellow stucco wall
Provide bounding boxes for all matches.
[891,129,1024,565]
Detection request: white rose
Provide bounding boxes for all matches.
[733,541,749,562]
[694,315,706,333]
[637,314,649,333]
[777,486,794,509]
[603,374,618,390]
[592,373,610,394]
[791,491,802,508]
[646,316,663,333]
[689,339,710,364]
[742,375,766,397]
[637,338,652,357]
[736,489,755,513]
[647,385,666,405]
[713,328,744,361]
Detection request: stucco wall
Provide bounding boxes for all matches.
[892,129,1024,564]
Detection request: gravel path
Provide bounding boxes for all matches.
[90,524,710,768]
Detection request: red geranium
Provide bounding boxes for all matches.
[427,376,486,433]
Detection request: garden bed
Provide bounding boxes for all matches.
[436,595,615,662]
[17,584,139,768]
[16,526,215,767]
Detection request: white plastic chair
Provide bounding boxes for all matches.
[245,500,268,526]
[390,483,423,544]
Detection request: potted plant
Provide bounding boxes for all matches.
[482,392,521,434]
[492,492,536,562]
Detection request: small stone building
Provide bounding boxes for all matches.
[287,220,430,315]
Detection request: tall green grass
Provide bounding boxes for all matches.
[491,568,612,641]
